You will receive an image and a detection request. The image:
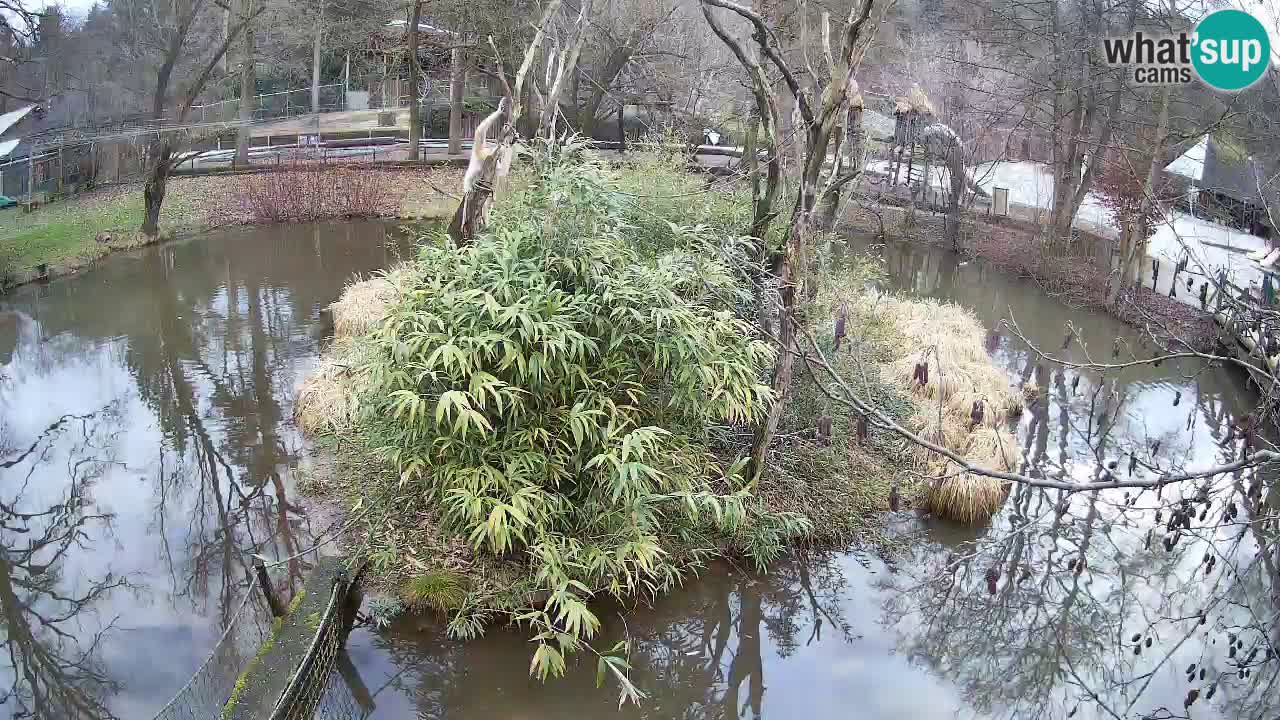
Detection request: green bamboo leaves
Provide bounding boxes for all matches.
[358,143,805,703]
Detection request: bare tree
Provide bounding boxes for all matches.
[132,0,264,236]
[234,0,257,168]
[700,0,879,479]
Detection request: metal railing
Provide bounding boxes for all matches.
[192,84,348,124]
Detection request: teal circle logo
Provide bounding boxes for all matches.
[1192,9,1270,91]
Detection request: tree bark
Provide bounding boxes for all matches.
[616,102,626,151]
[235,0,256,168]
[816,103,864,231]
[407,1,422,161]
[142,140,172,237]
[448,47,465,155]
[945,145,964,249]
[311,0,325,115]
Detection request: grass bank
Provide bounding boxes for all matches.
[293,143,1024,685]
[0,166,461,289]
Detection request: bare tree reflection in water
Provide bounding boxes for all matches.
[843,235,1280,719]
[358,556,859,719]
[0,407,129,720]
[879,400,1280,719]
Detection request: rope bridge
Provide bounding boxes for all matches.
[150,557,370,720]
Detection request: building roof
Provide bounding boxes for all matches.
[0,105,36,137]
[1164,135,1206,182]
[863,109,896,141]
[0,138,19,159]
[1165,133,1277,210]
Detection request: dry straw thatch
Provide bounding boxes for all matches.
[330,266,411,338]
[297,268,409,435]
[894,84,936,116]
[295,339,368,435]
[878,295,1020,524]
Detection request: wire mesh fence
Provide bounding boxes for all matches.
[148,588,276,720]
[193,85,348,125]
[270,575,357,720]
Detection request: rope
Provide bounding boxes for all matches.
[260,510,367,569]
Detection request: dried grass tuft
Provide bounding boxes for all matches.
[925,473,1008,525]
[295,338,368,435]
[330,267,410,338]
[880,296,1018,428]
[875,295,1020,524]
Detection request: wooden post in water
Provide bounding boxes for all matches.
[253,556,286,617]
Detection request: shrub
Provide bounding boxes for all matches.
[0,243,15,290]
[355,142,807,697]
[236,163,397,223]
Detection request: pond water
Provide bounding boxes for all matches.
[0,221,412,719]
[1,223,1276,720]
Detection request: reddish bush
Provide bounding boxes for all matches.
[236,163,398,224]
[1095,158,1170,240]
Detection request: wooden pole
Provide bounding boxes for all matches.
[253,557,286,617]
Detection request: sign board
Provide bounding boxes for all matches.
[992,187,1009,217]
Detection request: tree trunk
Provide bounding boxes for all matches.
[1108,224,1136,305]
[407,1,422,161]
[616,102,626,152]
[448,47,465,155]
[1132,84,1172,288]
[816,104,864,231]
[748,228,798,480]
[579,48,632,138]
[945,146,964,249]
[142,140,172,237]
[235,0,256,168]
[311,0,324,115]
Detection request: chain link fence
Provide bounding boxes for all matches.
[149,588,276,720]
[269,575,350,720]
[192,85,348,125]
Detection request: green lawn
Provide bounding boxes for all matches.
[0,168,463,283]
[0,184,203,274]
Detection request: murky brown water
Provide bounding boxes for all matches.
[2,224,1276,720]
[0,221,411,719]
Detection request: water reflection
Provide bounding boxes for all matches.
[347,553,973,720]
[0,405,126,719]
[868,238,1280,719]
[0,221,411,719]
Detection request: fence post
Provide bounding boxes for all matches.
[254,557,286,617]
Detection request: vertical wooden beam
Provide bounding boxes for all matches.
[254,556,286,617]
